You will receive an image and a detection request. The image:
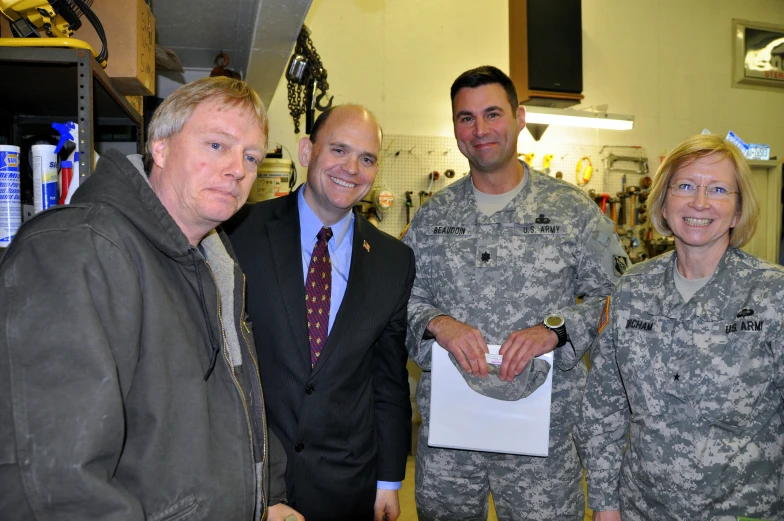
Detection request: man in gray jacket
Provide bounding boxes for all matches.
[0,77,301,521]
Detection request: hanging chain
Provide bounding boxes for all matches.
[287,25,331,134]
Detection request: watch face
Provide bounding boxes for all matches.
[545,314,564,328]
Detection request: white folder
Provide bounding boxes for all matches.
[429,343,553,456]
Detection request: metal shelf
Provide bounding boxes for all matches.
[0,46,143,179]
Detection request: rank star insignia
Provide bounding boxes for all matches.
[481,252,491,262]
[363,240,370,252]
[674,373,680,381]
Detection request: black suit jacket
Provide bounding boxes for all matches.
[225,189,414,521]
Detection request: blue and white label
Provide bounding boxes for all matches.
[0,146,21,247]
[32,148,59,213]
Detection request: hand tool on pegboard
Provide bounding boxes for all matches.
[598,145,643,154]
[405,191,413,224]
[542,154,554,175]
[617,191,629,228]
[637,204,648,224]
[606,153,648,173]
[575,156,593,186]
[599,193,610,214]
[588,189,610,215]
[609,197,619,231]
[626,186,640,227]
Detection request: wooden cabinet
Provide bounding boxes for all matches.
[509,0,584,107]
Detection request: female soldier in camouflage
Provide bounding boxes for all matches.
[577,134,784,521]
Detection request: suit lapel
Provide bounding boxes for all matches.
[267,192,311,369]
[311,211,373,376]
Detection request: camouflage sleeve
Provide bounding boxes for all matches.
[575,288,629,512]
[401,215,444,370]
[555,207,627,370]
[773,310,784,400]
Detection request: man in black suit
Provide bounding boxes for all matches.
[227,105,414,521]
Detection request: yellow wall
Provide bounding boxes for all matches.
[262,0,784,180]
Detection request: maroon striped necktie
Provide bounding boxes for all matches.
[306,226,333,368]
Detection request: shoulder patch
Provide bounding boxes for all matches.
[598,296,611,334]
[614,255,628,276]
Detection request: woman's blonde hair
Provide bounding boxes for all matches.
[648,134,759,248]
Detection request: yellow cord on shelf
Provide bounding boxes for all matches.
[0,38,105,68]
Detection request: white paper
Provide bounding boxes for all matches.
[429,343,553,456]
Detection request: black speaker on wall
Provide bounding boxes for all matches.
[526,0,582,94]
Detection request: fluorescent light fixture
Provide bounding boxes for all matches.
[524,106,634,130]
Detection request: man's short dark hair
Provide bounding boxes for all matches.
[450,66,519,112]
[308,106,337,143]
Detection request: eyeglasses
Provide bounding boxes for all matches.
[668,183,740,201]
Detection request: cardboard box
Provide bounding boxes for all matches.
[125,95,143,117]
[0,14,13,37]
[78,0,155,95]
[0,0,155,95]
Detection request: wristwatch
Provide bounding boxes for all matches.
[543,313,568,348]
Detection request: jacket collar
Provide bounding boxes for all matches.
[641,248,743,322]
[72,149,195,263]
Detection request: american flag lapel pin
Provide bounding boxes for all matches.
[363,240,370,252]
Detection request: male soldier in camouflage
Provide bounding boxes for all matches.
[577,134,784,521]
[402,65,628,520]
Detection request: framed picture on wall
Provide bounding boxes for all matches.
[733,19,784,90]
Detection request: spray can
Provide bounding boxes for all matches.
[0,145,21,248]
[52,122,80,204]
[59,160,73,205]
[31,144,58,213]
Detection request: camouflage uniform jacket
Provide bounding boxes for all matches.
[577,248,784,520]
[403,166,626,433]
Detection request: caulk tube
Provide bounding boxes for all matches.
[31,144,58,213]
[0,145,21,247]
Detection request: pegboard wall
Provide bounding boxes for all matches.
[371,135,662,262]
[372,134,469,238]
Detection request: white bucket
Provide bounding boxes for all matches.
[248,158,293,203]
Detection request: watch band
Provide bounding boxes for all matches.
[551,324,568,348]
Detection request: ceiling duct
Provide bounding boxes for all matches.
[153,0,312,104]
